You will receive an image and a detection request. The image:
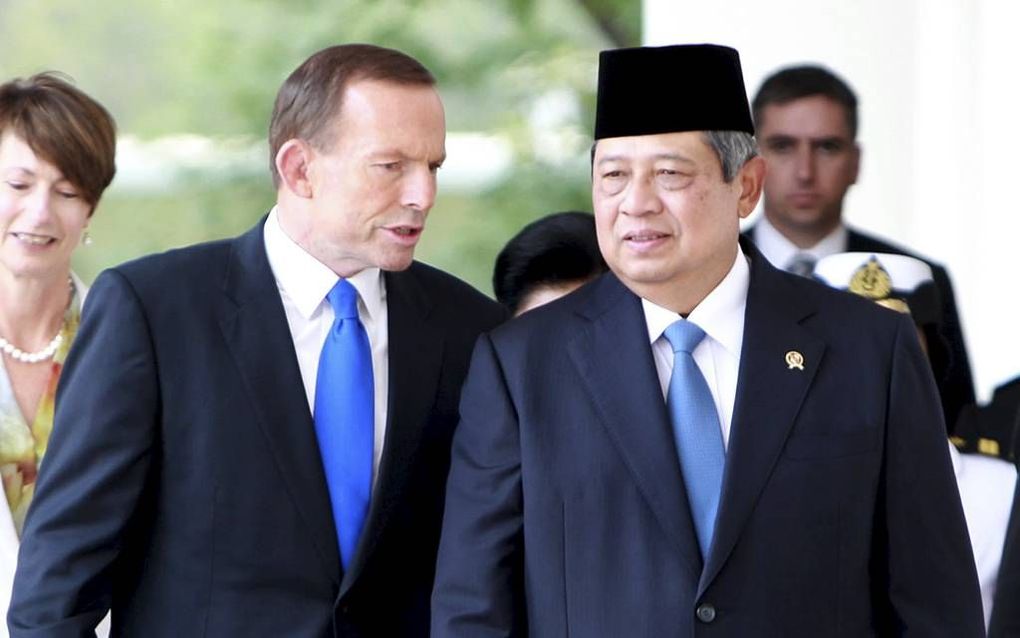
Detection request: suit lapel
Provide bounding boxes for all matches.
[567,275,703,575]
[339,266,444,594]
[699,245,824,592]
[217,219,341,586]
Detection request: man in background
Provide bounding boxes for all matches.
[11,44,504,637]
[747,65,974,430]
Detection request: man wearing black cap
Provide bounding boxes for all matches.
[431,44,983,636]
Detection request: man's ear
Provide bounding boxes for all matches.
[275,139,315,198]
[737,155,766,219]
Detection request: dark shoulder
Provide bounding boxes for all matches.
[399,261,507,328]
[954,376,1020,465]
[756,260,910,343]
[809,268,906,324]
[78,235,244,335]
[487,272,612,345]
[846,227,949,275]
[403,261,495,305]
[103,236,236,300]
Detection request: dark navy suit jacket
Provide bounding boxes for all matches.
[9,218,505,637]
[432,241,984,637]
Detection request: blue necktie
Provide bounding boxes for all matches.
[664,320,726,561]
[785,253,817,278]
[314,279,374,569]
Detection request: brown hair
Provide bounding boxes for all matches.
[268,43,436,188]
[752,65,858,139]
[0,72,117,210]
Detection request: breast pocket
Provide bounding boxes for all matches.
[783,430,879,460]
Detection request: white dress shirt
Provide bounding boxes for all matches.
[263,208,390,482]
[752,215,848,271]
[949,443,1019,629]
[643,247,749,447]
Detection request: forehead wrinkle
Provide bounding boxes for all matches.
[652,152,697,164]
[364,140,446,161]
[597,152,698,166]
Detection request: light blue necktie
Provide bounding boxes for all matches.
[314,279,374,570]
[664,320,726,561]
[785,253,817,278]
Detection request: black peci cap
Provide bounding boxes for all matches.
[594,44,754,140]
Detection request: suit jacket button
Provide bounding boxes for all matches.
[696,603,717,623]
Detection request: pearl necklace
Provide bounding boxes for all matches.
[0,276,73,364]
[0,331,64,363]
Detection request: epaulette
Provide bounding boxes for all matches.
[952,376,1020,466]
[950,435,1013,462]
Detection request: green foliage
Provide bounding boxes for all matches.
[2,0,634,295]
[75,178,273,280]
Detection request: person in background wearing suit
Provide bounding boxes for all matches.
[9,44,505,637]
[745,65,975,432]
[492,211,606,316]
[431,44,983,637]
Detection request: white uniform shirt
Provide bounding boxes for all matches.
[950,443,1019,629]
[263,208,390,482]
[752,215,847,272]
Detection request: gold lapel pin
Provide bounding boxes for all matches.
[785,351,805,370]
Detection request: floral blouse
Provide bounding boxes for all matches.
[0,288,81,537]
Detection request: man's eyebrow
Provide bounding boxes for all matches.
[365,149,447,164]
[763,134,849,145]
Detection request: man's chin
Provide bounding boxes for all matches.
[377,253,416,272]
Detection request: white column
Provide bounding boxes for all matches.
[644,0,1020,399]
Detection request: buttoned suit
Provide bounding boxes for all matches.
[9,218,505,637]
[431,240,984,637]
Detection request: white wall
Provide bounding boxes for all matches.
[645,0,1020,401]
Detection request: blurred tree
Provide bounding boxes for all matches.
[0,0,633,293]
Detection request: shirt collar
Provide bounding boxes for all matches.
[754,215,848,268]
[642,245,749,358]
[263,207,384,321]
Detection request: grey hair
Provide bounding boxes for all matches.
[703,130,759,182]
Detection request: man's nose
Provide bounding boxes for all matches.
[402,168,437,212]
[620,177,663,217]
[794,147,816,182]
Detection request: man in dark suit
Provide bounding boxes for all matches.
[9,44,505,637]
[431,44,983,636]
[744,65,974,432]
